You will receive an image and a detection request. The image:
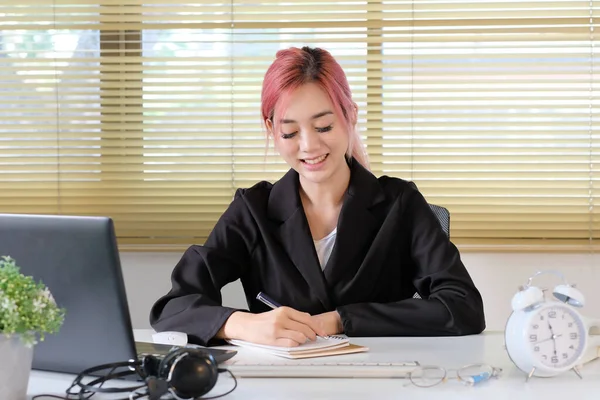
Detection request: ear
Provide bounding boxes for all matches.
[350,102,358,125]
[265,118,275,138]
[265,119,280,154]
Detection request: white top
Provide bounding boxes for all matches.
[28,331,600,400]
[313,228,337,269]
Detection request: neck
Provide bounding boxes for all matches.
[299,161,351,208]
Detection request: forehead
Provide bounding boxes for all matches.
[281,82,334,121]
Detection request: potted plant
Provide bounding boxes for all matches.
[0,256,66,400]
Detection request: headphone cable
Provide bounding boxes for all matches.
[31,368,237,400]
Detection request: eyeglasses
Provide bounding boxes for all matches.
[406,363,502,388]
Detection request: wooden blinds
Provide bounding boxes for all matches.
[0,1,598,249]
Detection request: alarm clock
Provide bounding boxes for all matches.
[505,270,600,380]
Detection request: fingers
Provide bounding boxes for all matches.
[280,307,327,337]
[277,328,310,346]
[270,307,324,342]
[273,337,303,348]
[253,307,328,347]
[284,318,317,342]
[269,308,313,343]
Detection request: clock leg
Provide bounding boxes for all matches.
[526,368,536,382]
[572,366,583,379]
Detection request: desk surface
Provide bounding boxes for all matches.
[28,330,600,400]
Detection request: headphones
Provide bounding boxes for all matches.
[511,269,585,311]
[67,347,236,400]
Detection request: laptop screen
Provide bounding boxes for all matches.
[0,214,138,374]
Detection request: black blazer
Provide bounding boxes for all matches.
[149,160,486,345]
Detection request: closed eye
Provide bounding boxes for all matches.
[316,125,333,133]
[281,124,331,138]
[281,132,297,139]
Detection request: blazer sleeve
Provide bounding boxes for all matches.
[149,189,256,346]
[336,185,486,337]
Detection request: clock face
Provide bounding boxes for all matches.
[527,305,587,369]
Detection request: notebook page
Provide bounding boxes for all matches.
[228,335,349,354]
[275,343,369,359]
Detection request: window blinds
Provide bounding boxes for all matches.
[0,0,598,249]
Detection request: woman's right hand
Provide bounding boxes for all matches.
[218,307,327,347]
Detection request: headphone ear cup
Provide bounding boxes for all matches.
[157,348,186,379]
[170,350,219,399]
[511,285,544,311]
[158,348,219,399]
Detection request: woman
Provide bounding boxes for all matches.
[150,47,485,347]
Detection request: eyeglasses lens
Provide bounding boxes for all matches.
[409,366,446,387]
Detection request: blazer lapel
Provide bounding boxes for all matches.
[267,169,333,310]
[322,160,386,294]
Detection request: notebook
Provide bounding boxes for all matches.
[227,335,369,359]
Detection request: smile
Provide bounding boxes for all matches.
[302,154,328,165]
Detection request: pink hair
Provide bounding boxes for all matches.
[261,47,370,170]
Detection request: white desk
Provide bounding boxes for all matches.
[28,331,600,400]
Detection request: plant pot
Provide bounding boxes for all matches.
[0,333,34,400]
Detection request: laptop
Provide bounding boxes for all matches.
[0,213,236,375]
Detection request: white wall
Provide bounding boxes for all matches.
[120,251,600,333]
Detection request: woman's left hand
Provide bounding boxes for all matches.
[312,311,344,336]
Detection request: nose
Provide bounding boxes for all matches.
[299,129,321,153]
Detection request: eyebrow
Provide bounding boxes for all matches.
[280,110,333,124]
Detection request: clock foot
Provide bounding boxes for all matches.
[526,368,536,382]
[572,366,583,379]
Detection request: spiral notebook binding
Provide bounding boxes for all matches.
[324,335,346,340]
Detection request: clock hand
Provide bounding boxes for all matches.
[548,321,557,355]
[535,334,562,345]
[536,337,553,344]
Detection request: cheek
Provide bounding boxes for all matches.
[274,139,296,156]
[326,131,349,151]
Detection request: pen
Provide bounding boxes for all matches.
[256,291,282,309]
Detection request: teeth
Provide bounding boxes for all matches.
[304,154,327,165]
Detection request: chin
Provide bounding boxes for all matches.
[297,165,339,185]
[299,173,332,185]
